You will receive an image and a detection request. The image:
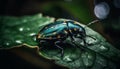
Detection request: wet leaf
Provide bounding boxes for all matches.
[0,14,120,69]
[40,19,120,69]
[0,14,55,48]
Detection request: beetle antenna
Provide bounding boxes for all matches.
[86,19,99,26]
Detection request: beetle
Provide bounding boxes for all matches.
[36,20,97,57]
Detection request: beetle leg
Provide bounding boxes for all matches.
[38,39,47,49]
[83,38,87,46]
[74,36,87,46]
[71,38,85,51]
[55,41,64,58]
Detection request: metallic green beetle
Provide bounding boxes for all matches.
[36,20,96,57]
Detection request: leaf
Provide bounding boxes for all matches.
[0,14,120,69]
[0,14,55,48]
[40,19,120,69]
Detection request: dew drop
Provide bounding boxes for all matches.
[94,2,110,19]
[99,45,109,52]
[15,40,22,44]
[6,42,10,46]
[63,56,72,62]
[19,27,23,31]
[29,33,36,36]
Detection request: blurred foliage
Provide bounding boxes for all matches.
[0,0,95,23]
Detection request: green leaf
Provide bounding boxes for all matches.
[40,19,120,69]
[0,14,55,48]
[0,14,120,69]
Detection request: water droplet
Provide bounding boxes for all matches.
[29,33,36,36]
[94,2,110,19]
[15,40,22,44]
[63,56,72,62]
[6,42,10,46]
[99,45,109,52]
[33,37,36,41]
[19,27,23,31]
[100,45,106,49]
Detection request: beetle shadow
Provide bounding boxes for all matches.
[39,42,77,57]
